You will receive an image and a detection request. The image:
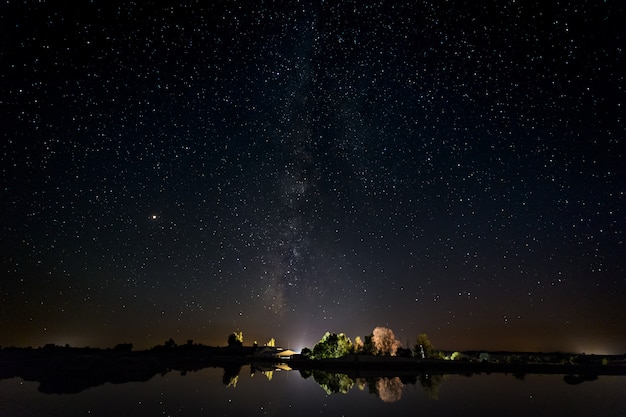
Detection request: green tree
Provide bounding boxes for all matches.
[337,333,353,356]
[414,333,436,359]
[228,331,243,347]
[353,336,364,353]
[312,332,353,359]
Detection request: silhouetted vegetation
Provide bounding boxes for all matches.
[222,364,243,387]
[113,343,133,352]
[227,331,244,347]
[1,326,625,396]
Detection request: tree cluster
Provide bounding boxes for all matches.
[305,327,438,359]
[310,332,353,359]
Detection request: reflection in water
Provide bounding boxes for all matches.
[563,374,598,385]
[297,369,447,403]
[301,370,355,395]
[2,347,609,404]
[1,362,625,417]
[419,373,448,400]
[222,364,241,387]
[374,377,403,403]
[3,346,622,417]
[250,363,293,381]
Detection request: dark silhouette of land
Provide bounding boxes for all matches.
[1,343,624,394]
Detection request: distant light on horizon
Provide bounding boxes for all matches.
[570,341,625,356]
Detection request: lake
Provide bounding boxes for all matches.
[1,364,625,417]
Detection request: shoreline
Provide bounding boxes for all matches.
[2,346,624,394]
[285,356,626,377]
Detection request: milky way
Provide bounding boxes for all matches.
[1,1,624,353]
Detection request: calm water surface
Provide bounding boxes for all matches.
[1,366,625,417]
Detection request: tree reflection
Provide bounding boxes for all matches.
[563,374,598,385]
[358,376,404,402]
[299,370,447,403]
[375,377,404,402]
[222,364,242,387]
[418,373,447,400]
[250,364,276,381]
[309,370,355,394]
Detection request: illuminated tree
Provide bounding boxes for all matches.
[312,332,353,359]
[353,336,364,353]
[228,331,243,347]
[371,327,401,356]
[450,351,463,360]
[336,333,353,356]
[265,337,276,347]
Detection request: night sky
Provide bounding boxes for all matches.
[1,1,624,354]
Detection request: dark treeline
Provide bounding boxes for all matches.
[2,342,626,395]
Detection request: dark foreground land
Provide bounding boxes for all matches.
[1,345,624,394]
[289,354,626,380]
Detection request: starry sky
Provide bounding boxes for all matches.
[1,1,624,354]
